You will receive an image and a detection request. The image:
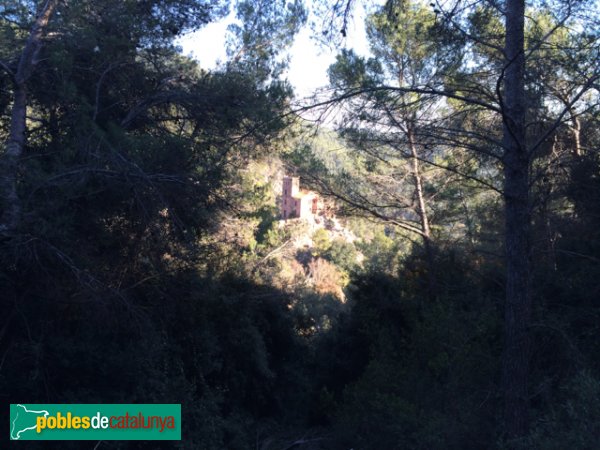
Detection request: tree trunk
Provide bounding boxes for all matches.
[502,0,531,442]
[570,114,581,157]
[0,0,59,233]
[0,86,26,232]
[407,125,436,293]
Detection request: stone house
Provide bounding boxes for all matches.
[281,176,319,220]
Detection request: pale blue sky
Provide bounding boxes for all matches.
[177,2,379,99]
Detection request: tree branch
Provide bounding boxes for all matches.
[0,60,16,84]
[529,72,600,156]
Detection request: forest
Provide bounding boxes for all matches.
[1,0,599,448]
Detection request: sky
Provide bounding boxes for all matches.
[176,3,377,99]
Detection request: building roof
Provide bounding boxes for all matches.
[293,189,317,199]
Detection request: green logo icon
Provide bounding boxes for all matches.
[10,404,50,440]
